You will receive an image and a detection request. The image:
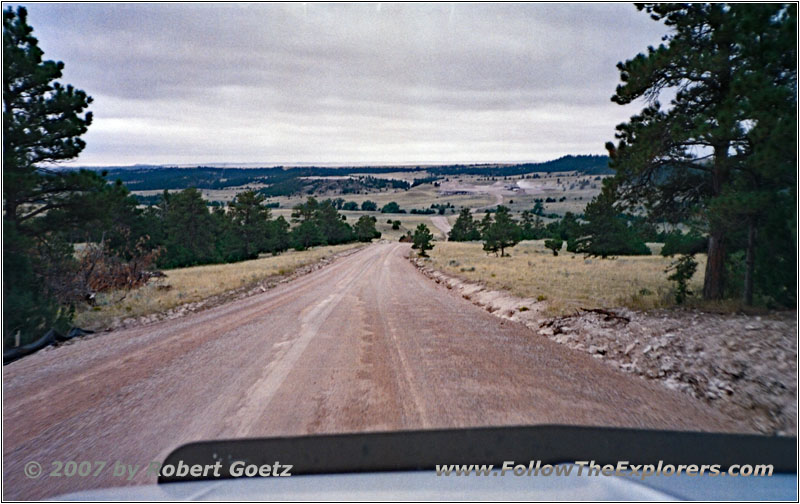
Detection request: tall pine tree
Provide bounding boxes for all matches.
[606,3,796,302]
[3,7,101,346]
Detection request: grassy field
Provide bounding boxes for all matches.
[269,208,450,241]
[426,240,707,316]
[268,182,496,213]
[74,243,364,329]
[134,171,605,221]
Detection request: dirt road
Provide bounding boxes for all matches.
[3,243,743,499]
[429,216,452,237]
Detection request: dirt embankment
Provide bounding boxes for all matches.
[411,257,797,436]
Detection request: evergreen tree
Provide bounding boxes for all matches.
[574,180,651,258]
[661,229,708,257]
[360,200,378,211]
[291,196,319,222]
[228,190,271,258]
[481,206,521,257]
[559,213,583,252]
[520,210,539,240]
[211,206,248,263]
[544,238,563,256]
[313,199,354,245]
[354,215,381,242]
[3,7,99,346]
[479,212,493,237]
[3,7,94,224]
[412,223,434,257]
[161,188,218,267]
[290,197,354,246]
[291,220,326,251]
[265,216,291,254]
[380,201,402,213]
[448,207,481,241]
[606,3,796,302]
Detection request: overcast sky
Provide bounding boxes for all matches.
[17,3,669,166]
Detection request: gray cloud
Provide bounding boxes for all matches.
[17,3,668,165]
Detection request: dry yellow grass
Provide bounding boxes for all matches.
[372,214,450,241]
[270,184,496,214]
[428,240,707,316]
[74,243,364,329]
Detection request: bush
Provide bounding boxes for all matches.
[360,200,378,211]
[665,254,698,304]
[380,201,403,213]
[661,230,707,256]
[544,238,563,256]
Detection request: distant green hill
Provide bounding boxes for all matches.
[79,155,611,194]
[426,155,611,177]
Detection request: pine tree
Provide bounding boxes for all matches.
[482,206,521,257]
[606,3,796,302]
[544,238,563,256]
[228,190,271,258]
[354,215,380,242]
[479,212,493,237]
[265,216,291,254]
[161,188,219,267]
[575,180,650,258]
[291,220,326,251]
[448,207,480,241]
[3,7,94,223]
[412,223,434,257]
[3,7,98,346]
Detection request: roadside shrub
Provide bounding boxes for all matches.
[665,254,698,304]
[661,230,707,256]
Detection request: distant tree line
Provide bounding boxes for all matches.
[258,176,409,198]
[411,176,442,187]
[138,192,382,269]
[448,204,662,259]
[103,166,425,192]
[92,155,614,193]
[426,155,612,177]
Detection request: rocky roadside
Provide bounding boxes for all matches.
[411,257,797,436]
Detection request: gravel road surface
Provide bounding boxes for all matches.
[3,243,743,499]
[429,216,452,237]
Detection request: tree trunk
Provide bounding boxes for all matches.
[4,200,18,222]
[743,219,757,306]
[703,143,730,300]
[703,231,726,300]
